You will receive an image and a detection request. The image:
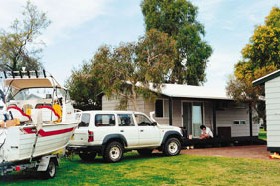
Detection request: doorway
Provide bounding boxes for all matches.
[182,102,203,138]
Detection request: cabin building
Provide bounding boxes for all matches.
[102,84,260,145]
[253,69,280,153]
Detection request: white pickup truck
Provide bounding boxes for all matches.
[67,110,184,163]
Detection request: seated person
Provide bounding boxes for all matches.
[200,125,213,139]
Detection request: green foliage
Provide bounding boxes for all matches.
[228,63,276,102]
[226,6,280,130]
[241,7,280,69]
[141,0,212,85]
[2,153,280,185]
[92,29,177,110]
[0,1,50,71]
[258,128,267,141]
[65,62,102,111]
[69,1,212,109]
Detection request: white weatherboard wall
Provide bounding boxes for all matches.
[265,76,280,148]
[216,106,259,137]
[102,96,146,113]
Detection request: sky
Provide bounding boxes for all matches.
[0,0,279,91]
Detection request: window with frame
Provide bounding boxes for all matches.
[135,114,153,126]
[155,99,169,118]
[233,120,246,125]
[117,114,135,126]
[78,113,90,127]
[95,114,115,127]
[75,113,81,122]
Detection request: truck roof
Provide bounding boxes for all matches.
[77,110,144,115]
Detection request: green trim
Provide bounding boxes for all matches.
[253,70,280,86]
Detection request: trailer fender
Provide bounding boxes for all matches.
[37,155,59,171]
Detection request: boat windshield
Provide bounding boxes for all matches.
[7,87,70,102]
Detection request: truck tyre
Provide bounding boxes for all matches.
[79,152,97,162]
[163,137,181,156]
[137,149,153,156]
[43,159,56,179]
[103,141,123,163]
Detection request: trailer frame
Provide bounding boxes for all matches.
[0,154,59,179]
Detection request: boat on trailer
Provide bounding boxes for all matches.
[0,70,78,164]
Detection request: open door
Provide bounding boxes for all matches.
[182,102,192,137]
[192,102,203,138]
[182,102,203,138]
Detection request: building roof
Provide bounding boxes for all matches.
[253,69,280,86]
[151,84,231,100]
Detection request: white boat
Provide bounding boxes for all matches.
[0,70,78,163]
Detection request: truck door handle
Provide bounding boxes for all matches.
[120,130,124,132]
[140,130,144,132]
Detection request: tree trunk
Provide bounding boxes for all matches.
[131,86,138,111]
[263,115,267,131]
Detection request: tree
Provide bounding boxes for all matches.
[241,7,280,69]
[227,64,277,126]
[227,7,280,130]
[0,1,50,71]
[65,62,102,111]
[141,0,212,85]
[92,29,177,110]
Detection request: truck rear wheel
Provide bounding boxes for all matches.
[79,152,97,162]
[103,141,123,163]
[163,137,181,156]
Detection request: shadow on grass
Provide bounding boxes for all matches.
[67,150,169,165]
[123,151,166,161]
[0,171,44,183]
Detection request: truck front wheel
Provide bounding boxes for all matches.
[163,137,181,156]
[103,141,123,163]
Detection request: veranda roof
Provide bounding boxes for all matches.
[151,84,231,100]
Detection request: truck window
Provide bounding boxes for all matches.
[95,114,115,127]
[78,113,90,127]
[135,114,152,126]
[117,114,135,126]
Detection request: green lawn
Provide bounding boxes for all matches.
[258,128,267,140]
[1,152,280,186]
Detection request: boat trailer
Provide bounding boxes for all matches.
[0,154,59,179]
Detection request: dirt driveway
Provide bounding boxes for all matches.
[181,145,273,160]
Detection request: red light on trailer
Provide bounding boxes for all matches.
[88,130,94,142]
[15,166,21,171]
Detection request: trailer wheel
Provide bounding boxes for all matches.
[43,159,56,179]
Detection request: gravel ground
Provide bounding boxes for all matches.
[180,145,275,160]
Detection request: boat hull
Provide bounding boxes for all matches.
[0,123,77,163]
